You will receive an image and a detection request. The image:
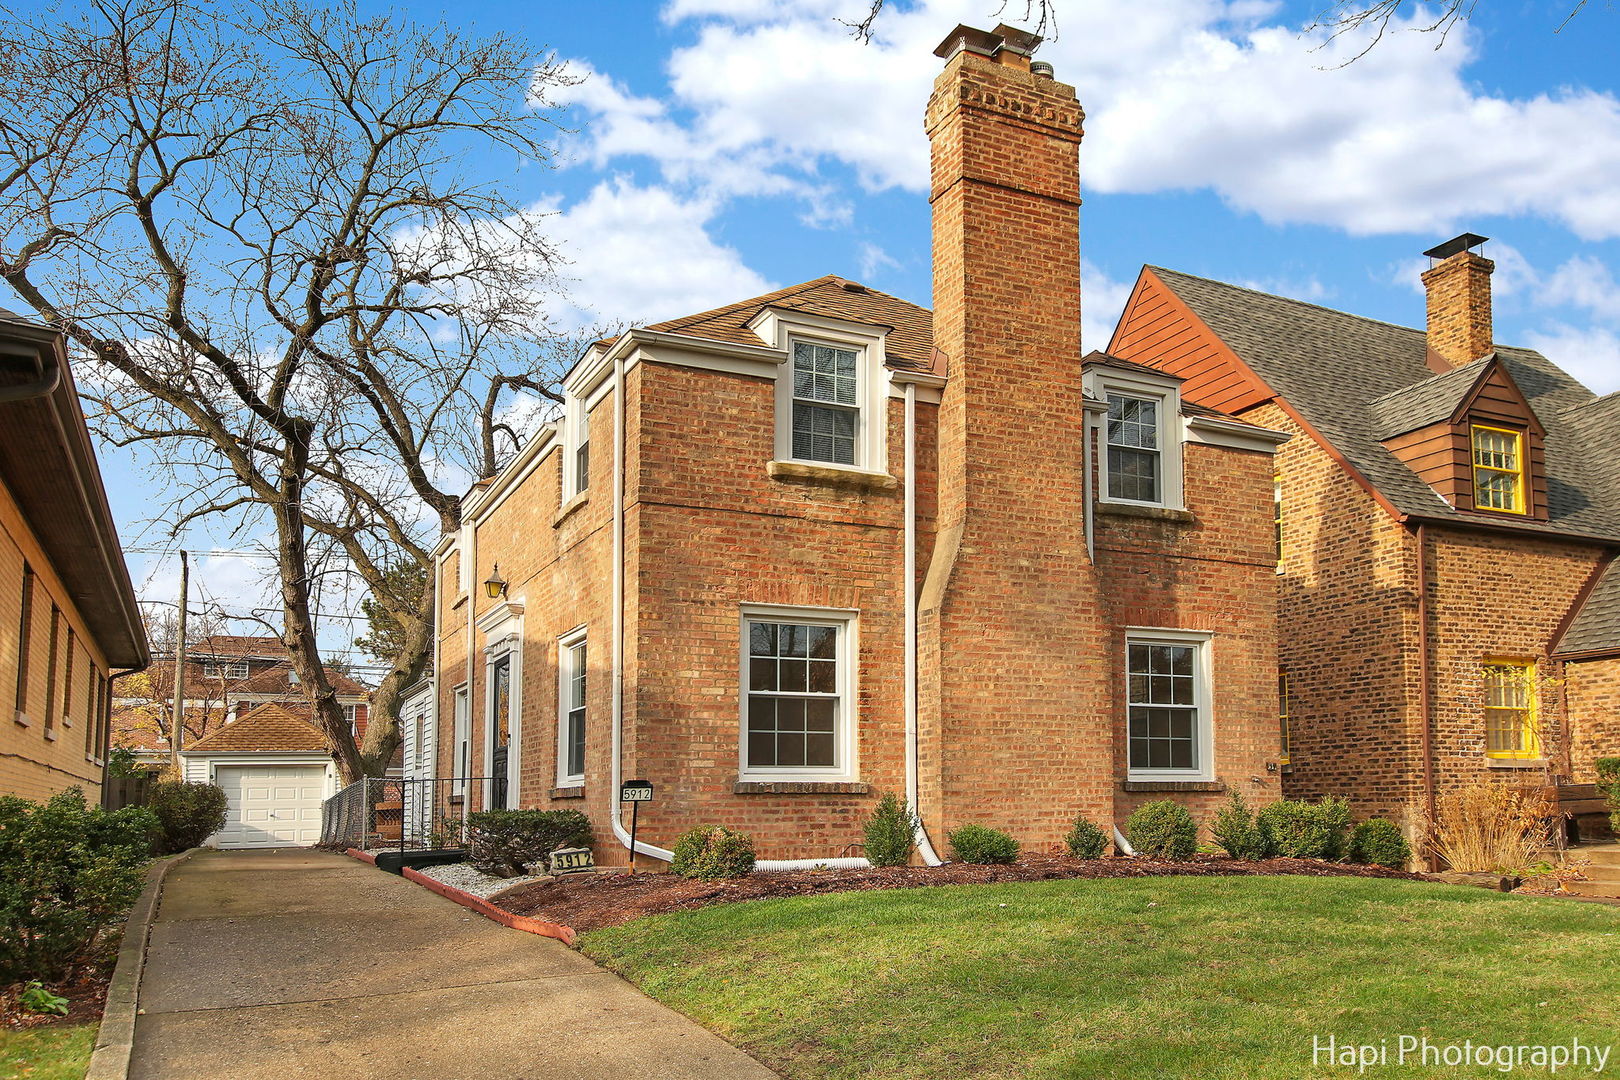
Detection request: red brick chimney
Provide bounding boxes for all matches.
[1421,233,1494,372]
[918,25,1113,846]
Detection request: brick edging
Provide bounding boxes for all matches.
[84,849,198,1080]
[399,866,576,945]
[345,847,377,865]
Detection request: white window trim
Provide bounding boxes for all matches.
[451,683,471,798]
[1124,627,1214,783]
[482,623,522,808]
[561,391,593,501]
[750,309,892,477]
[1085,367,1185,510]
[556,625,587,788]
[737,603,859,783]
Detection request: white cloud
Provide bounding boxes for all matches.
[540,178,774,329]
[857,241,901,280]
[1082,260,1134,354]
[561,1,1620,240]
[1522,324,1620,395]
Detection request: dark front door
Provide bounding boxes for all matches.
[490,654,511,810]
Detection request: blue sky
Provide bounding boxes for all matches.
[27,0,1620,663]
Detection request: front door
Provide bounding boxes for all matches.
[489,653,511,809]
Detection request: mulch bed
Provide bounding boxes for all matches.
[494,854,1432,934]
[1,964,111,1032]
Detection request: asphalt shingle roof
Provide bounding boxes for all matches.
[1559,562,1620,655]
[1149,266,1620,544]
[183,703,328,754]
[1367,357,1492,439]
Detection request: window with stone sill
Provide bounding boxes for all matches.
[790,340,862,467]
[740,607,855,782]
[1125,630,1213,782]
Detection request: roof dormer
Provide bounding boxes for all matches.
[1374,354,1548,520]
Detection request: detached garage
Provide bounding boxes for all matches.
[181,704,338,848]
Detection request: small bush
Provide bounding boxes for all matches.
[1255,797,1352,860]
[1211,792,1275,860]
[947,824,1020,865]
[1348,818,1411,868]
[466,808,592,877]
[670,825,756,880]
[0,789,157,982]
[1064,817,1109,859]
[1126,800,1197,859]
[1429,783,1554,873]
[863,793,914,868]
[1597,758,1620,835]
[146,781,227,854]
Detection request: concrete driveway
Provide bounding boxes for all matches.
[129,849,778,1080]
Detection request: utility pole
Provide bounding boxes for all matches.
[169,551,189,773]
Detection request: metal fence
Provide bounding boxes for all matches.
[321,776,492,852]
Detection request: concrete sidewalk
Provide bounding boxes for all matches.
[128,849,778,1080]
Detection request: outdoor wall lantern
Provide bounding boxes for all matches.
[484,564,508,600]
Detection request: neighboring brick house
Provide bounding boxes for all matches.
[1108,235,1620,837]
[1,307,147,800]
[427,24,1288,867]
[112,633,370,766]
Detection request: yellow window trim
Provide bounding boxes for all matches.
[1278,670,1291,766]
[1470,424,1527,516]
[1482,659,1539,760]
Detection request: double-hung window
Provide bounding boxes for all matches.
[741,608,854,780]
[790,341,860,466]
[1126,631,1212,780]
[1471,425,1524,514]
[1106,393,1162,503]
[1278,670,1292,766]
[558,630,586,785]
[1483,661,1538,759]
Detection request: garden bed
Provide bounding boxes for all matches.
[494,853,1430,932]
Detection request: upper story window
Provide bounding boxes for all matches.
[791,341,860,466]
[740,607,855,780]
[200,660,250,680]
[1483,660,1538,760]
[562,394,595,501]
[1471,425,1525,514]
[1106,393,1162,502]
[574,437,590,494]
[1085,365,1185,510]
[1125,629,1213,781]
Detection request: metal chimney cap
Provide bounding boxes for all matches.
[1423,233,1489,261]
[1030,60,1055,78]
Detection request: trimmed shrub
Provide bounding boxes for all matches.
[863,793,914,868]
[1256,797,1353,860]
[1064,816,1109,859]
[1210,792,1275,860]
[670,825,756,880]
[1598,757,1620,835]
[1348,818,1411,868]
[0,789,158,982]
[947,824,1020,865]
[147,781,228,854]
[467,808,592,877]
[1126,800,1197,859]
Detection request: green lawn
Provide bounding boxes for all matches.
[0,1023,94,1080]
[581,876,1620,1079]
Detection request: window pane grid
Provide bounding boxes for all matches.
[791,342,859,465]
[563,640,586,780]
[1127,642,1198,772]
[1471,426,1523,513]
[746,620,839,769]
[1483,662,1538,759]
[1106,394,1162,502]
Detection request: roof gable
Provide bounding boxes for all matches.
[1557,559,1620,657]
[183,703,328,754]
[1138,266,1620,543]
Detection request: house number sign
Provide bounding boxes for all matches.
[621,779,653,872]
[550,847,594,874]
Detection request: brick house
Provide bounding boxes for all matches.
[428,24,1289,866]
[0,307,147,800]
[1108,235,1620,838]
[111,633,371,766]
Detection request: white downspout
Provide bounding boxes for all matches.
[609,353,674,863]
[904,381,942,865]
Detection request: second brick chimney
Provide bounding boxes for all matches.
[918,25,1114,846]
[1421,233,1494,371]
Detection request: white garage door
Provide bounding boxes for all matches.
[213,765,326,848]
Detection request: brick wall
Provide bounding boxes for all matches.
[0,475,111,800]
[1566,656,1620,780]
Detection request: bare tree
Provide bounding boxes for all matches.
[1306,0,1592,62]
[844,0,1057,42]
[0,0,579,782]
